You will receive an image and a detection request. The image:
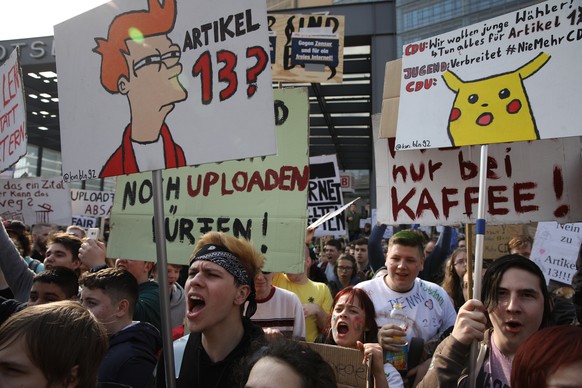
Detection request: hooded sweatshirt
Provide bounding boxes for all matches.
[98,321,162,388]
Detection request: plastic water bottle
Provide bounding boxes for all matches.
[384,303,409,373]
[390,303,409,346]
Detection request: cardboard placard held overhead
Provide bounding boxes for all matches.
[107,88,309,273]
[466,223,535,261]
[395,0,582,150]
[379,58,401,139]
[55,0,276,181]
[375,136,582,226]
[268,13,344,83]
[0,48,27,173]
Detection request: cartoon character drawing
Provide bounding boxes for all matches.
[442,52,550,147]
[93,0,188,178]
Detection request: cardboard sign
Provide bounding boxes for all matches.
[55,0,275,181]
[0,177,72,226]
[306,343,369,388]
[70,189,114,218]
[396,0,582,150]
[0,48,27,173]
[268,13,344,83]
[107,88,309,272]
[375,137,582,225]
[531,221,582,285]
[467,223,533,261]
[308,154,346,237]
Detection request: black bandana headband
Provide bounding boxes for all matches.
[191,244,250,286]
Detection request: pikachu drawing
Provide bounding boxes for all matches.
[442,52,550,146]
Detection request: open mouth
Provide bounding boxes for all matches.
[337,322,350,335]
[505,320,523,331]
[188,295,206,313]
[476,112,493,126]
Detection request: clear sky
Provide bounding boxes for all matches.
[0,0,109,40]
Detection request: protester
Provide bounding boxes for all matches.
[4,220,44,273]
[80,268,162,388]
[507,235,533,258]
[327,254,360,297]
[356,229,457,385]
[319,238,342,282]
[323,286,404,388]
[66,225,87,239]
[44,232,83,273]
[153,262,186,337]
[115,258,161,332]
[252,269,306,340]
[273,245,333,342]
[0,267,79,326]
[240,338,337,388]
[441,248,468,311]
[156,231,266,387]
[30,223,55,262]
[0,300,108,388]
[27,267,79,306]
[353,238,374,281]
[347,203,363,241]
[419,226,453,284]
[418,255,552,387]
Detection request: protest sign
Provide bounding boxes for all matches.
[0,177,71,226]
[396,0,582,150]
[376,137,582,225]
[467,223,533,261]
[0,48,26,173]
[306,343,368,388]
[55,0,276,181]
[308,154,345,237]
[268,14,344,83]
[531,221,582,285]
[107,88,309,272]
[70,189,114,218]
[71,215,98,229]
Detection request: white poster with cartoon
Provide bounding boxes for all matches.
[396,0,582,150]
[55,0,275,181]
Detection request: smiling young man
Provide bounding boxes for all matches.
[156,231,265,388]
[355,230,457,382]
[418,255,552,387]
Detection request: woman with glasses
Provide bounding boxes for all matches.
[328,254,360,297]
[441,248,467,311]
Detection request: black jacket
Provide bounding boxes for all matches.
[98,322,162,388]
[156,318,265,388]
[0,296,25,326]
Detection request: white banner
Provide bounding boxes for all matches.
[0,177,72,226]
[396,0,582,149]
[376,137,582,225]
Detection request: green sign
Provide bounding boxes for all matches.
[107,88,309,273]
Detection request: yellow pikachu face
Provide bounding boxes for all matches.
[442,52,550,146]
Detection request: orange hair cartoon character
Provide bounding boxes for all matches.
[442,52,550,146]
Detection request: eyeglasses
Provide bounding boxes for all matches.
[337,266,353,272]
[454,259,467,266]
[133,50,181,73]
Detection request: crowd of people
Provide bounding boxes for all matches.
[0,218,581,388]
